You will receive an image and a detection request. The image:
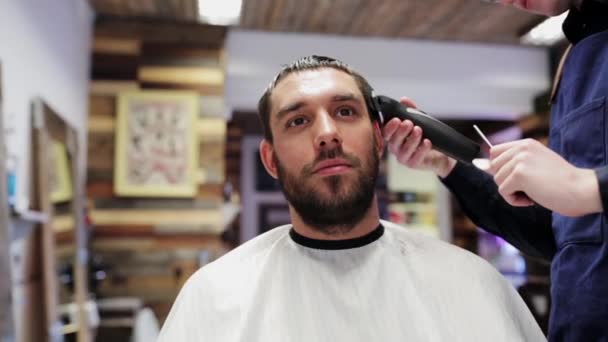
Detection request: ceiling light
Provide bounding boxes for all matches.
[520,11,568,45]
[198,0,242,26]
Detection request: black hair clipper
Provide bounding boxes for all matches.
[371,95,480,164]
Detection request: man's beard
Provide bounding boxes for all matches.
[274,138,379,236]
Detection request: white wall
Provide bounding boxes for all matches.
[225,30,550,120]
[0,0,94,212]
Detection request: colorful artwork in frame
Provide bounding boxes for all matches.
[49,140,73,203]
[114,91,199,197]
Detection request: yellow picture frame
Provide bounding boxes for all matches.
[114,90,199,197]
[49,140,73,203]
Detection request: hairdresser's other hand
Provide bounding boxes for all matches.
[383,97,457,178]
[489,138,602,216]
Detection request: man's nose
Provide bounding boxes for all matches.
[313,112,342,150]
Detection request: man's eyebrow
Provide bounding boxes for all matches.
[332,93,359,103]
[276,101,305,122]
[275,93,363,121]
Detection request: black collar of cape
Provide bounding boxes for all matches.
[564,0,608,44]
[289,223,384,250]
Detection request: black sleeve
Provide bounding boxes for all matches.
[595,166,608,219]
[440,161,556,261]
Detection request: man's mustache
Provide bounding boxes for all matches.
[302,146,362,176]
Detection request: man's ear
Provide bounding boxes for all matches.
[259,139,278,179]
[373,121,385,157]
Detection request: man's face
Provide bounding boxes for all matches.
[260,68,383,234]
[499,0,573,16]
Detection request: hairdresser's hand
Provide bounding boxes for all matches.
[383,97,457,178]
[489,138,602,216]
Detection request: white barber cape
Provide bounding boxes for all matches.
[158,220,545,342]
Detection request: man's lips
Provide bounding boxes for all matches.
[312,158,353,175]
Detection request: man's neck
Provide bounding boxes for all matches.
[289,200,381,241]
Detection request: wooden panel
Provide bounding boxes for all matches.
[87,182,115,198]
[95,16,227,48]
[92,53,140,80]
[140,82,223,96]
[87,169,114,182]
[90,209,222,227]
[99,274,181,293]
[90,80,139,96]
[199,95,225,118]
[89,95,116,117]
[87,133,114,172]
[138,66,224,86]
[196,184,224,199]
[93,225,155,238]
[198,118,225,140]
[93,37,141,55]
[91,238,153,252]
[91,235,225,251]
[52,214,75,234]
[141,44,222,59]
[92,197,220,210]
[88,116,115,133]
[225,141,241,153]
[87,182,225,203]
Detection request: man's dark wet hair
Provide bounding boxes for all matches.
[257,55,377,143]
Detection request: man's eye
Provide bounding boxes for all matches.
[337,107,355,117]
[287,117,308,128]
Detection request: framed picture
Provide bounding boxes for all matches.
[49,140,73,203]
[114,91,199,197]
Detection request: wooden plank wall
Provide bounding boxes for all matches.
[87,29,232,324]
